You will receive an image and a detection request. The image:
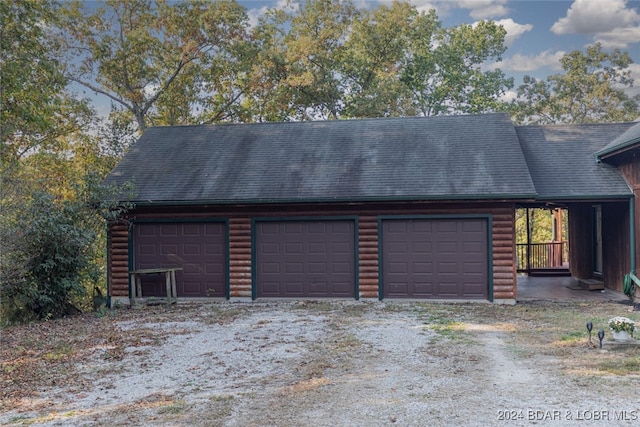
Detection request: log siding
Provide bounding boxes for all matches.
[229,217,252,298]
[358,215,379,299]
[108,202,517,302]
[108,221,130,298]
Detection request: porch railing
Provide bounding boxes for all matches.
[516,242,569,273]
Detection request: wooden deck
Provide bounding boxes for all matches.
[517,275,626,301]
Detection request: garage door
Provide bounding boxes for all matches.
[134,222,226,297]
[255,220,355,298]
[381,218,488,299]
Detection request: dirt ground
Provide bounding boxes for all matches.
[1,299,640,426]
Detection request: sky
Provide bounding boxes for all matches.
[240,0,640,99]
[79,0,640,116]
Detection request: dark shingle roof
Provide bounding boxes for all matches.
[516,123,635,200]
[105,113,537,204]
[595,121,640,160]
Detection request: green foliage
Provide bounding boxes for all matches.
[25,0,640,128]
[0,180,133,324]
[269,0,357,120]
[402,17,513,116]
[511,43,640,124]
[515,208,557,244]
[252,0,512,120]
[1,192,93,322]
[0,0,91,164]
[340,1,420,117]
[57,0,250,131]
[1,0,138,325]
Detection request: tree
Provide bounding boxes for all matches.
[0,0,90,164]
[250,0,512,120]
[340,1,420,118]
[239,14,295,122]
[272,0,357,120]
[1,1,138,324]
[57,0,250,131]
[511,43,640,124]
[402,18,512,116]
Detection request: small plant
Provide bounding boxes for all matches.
[608,316,636,334]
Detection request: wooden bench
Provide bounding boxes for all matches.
[129,268,183,301]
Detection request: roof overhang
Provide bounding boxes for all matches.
[128,193,539,207]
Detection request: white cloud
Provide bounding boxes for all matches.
[494,18,533,47]
[500,90,517,102]
[407,0,441,14]
[246,6,268,28]
[551,0,640,35]
[456,0,509,19]
[594,26,640,48]
[408,0,509,18]
[489,50,566,73]
[144,83,159,98]
[246,0,299,28]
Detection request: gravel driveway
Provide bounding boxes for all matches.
[1,300,639,426]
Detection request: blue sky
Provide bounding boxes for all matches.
[241,0,640,99]
[78,0,640,117]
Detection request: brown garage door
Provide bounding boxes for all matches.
[255,220,355,298]
[382,218,488,299]
[134,222,226,298]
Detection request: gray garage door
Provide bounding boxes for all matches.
[382,218,488,299]
[255,220,355,298]
[134,222,226,297]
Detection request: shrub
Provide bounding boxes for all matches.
[1,192,92,321]
[0,177,133,323]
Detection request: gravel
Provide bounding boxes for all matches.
[1,300,639,426]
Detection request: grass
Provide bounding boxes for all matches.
[44,342,74,360]
[428,321,469,340]
[415,300,640,376]
[558,330,585,344]
[598,355,640,375]
[157,399,189,415]
[206,394,235,422]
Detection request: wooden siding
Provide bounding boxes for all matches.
[492,210,517,300]
[602,202,630,292]
[229,217,252,298]
[109,202,517,301]
[568,204,593,280]
[358,216,379,299]
[108,221,130,297]
[568,201,630,291]
[617,155,640,281]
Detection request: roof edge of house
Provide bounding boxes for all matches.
[127,193,539,207]
[596,135,640,161]
[533,194,632,201]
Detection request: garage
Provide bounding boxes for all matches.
[255,220,356,298]
[133,222,227,298]
[381,218,488,299]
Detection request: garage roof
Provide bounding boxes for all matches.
[105,113,537,204]
[104,113,632,205]
[516,123,635,200]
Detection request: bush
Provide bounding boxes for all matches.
[0,175,133,324]
[1,192,93,321]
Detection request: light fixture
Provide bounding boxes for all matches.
[598,329,605,348]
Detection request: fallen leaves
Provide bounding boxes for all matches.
[0,306,179,406]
